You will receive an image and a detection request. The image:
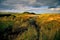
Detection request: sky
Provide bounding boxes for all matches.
[0,0,60,13]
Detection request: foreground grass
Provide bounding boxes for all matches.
[0,12,60,40]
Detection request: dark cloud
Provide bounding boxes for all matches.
[57,0,60,5]
[48,6,57,8]
[0,4,14,10]
[0,0,6,4]
[48,0,60,8]
[0,0,60,10]
[36,0,60,8]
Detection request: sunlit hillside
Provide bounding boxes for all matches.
[0,12,60,40]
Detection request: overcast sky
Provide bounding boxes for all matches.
[0,0,60,13]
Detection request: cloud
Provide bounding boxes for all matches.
[0,8,60,13]
[0,0,6,4]
[0,0,60,13]
[1,0,60,8]
[0,4,13,10]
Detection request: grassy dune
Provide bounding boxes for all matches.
[0,12,60,40]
